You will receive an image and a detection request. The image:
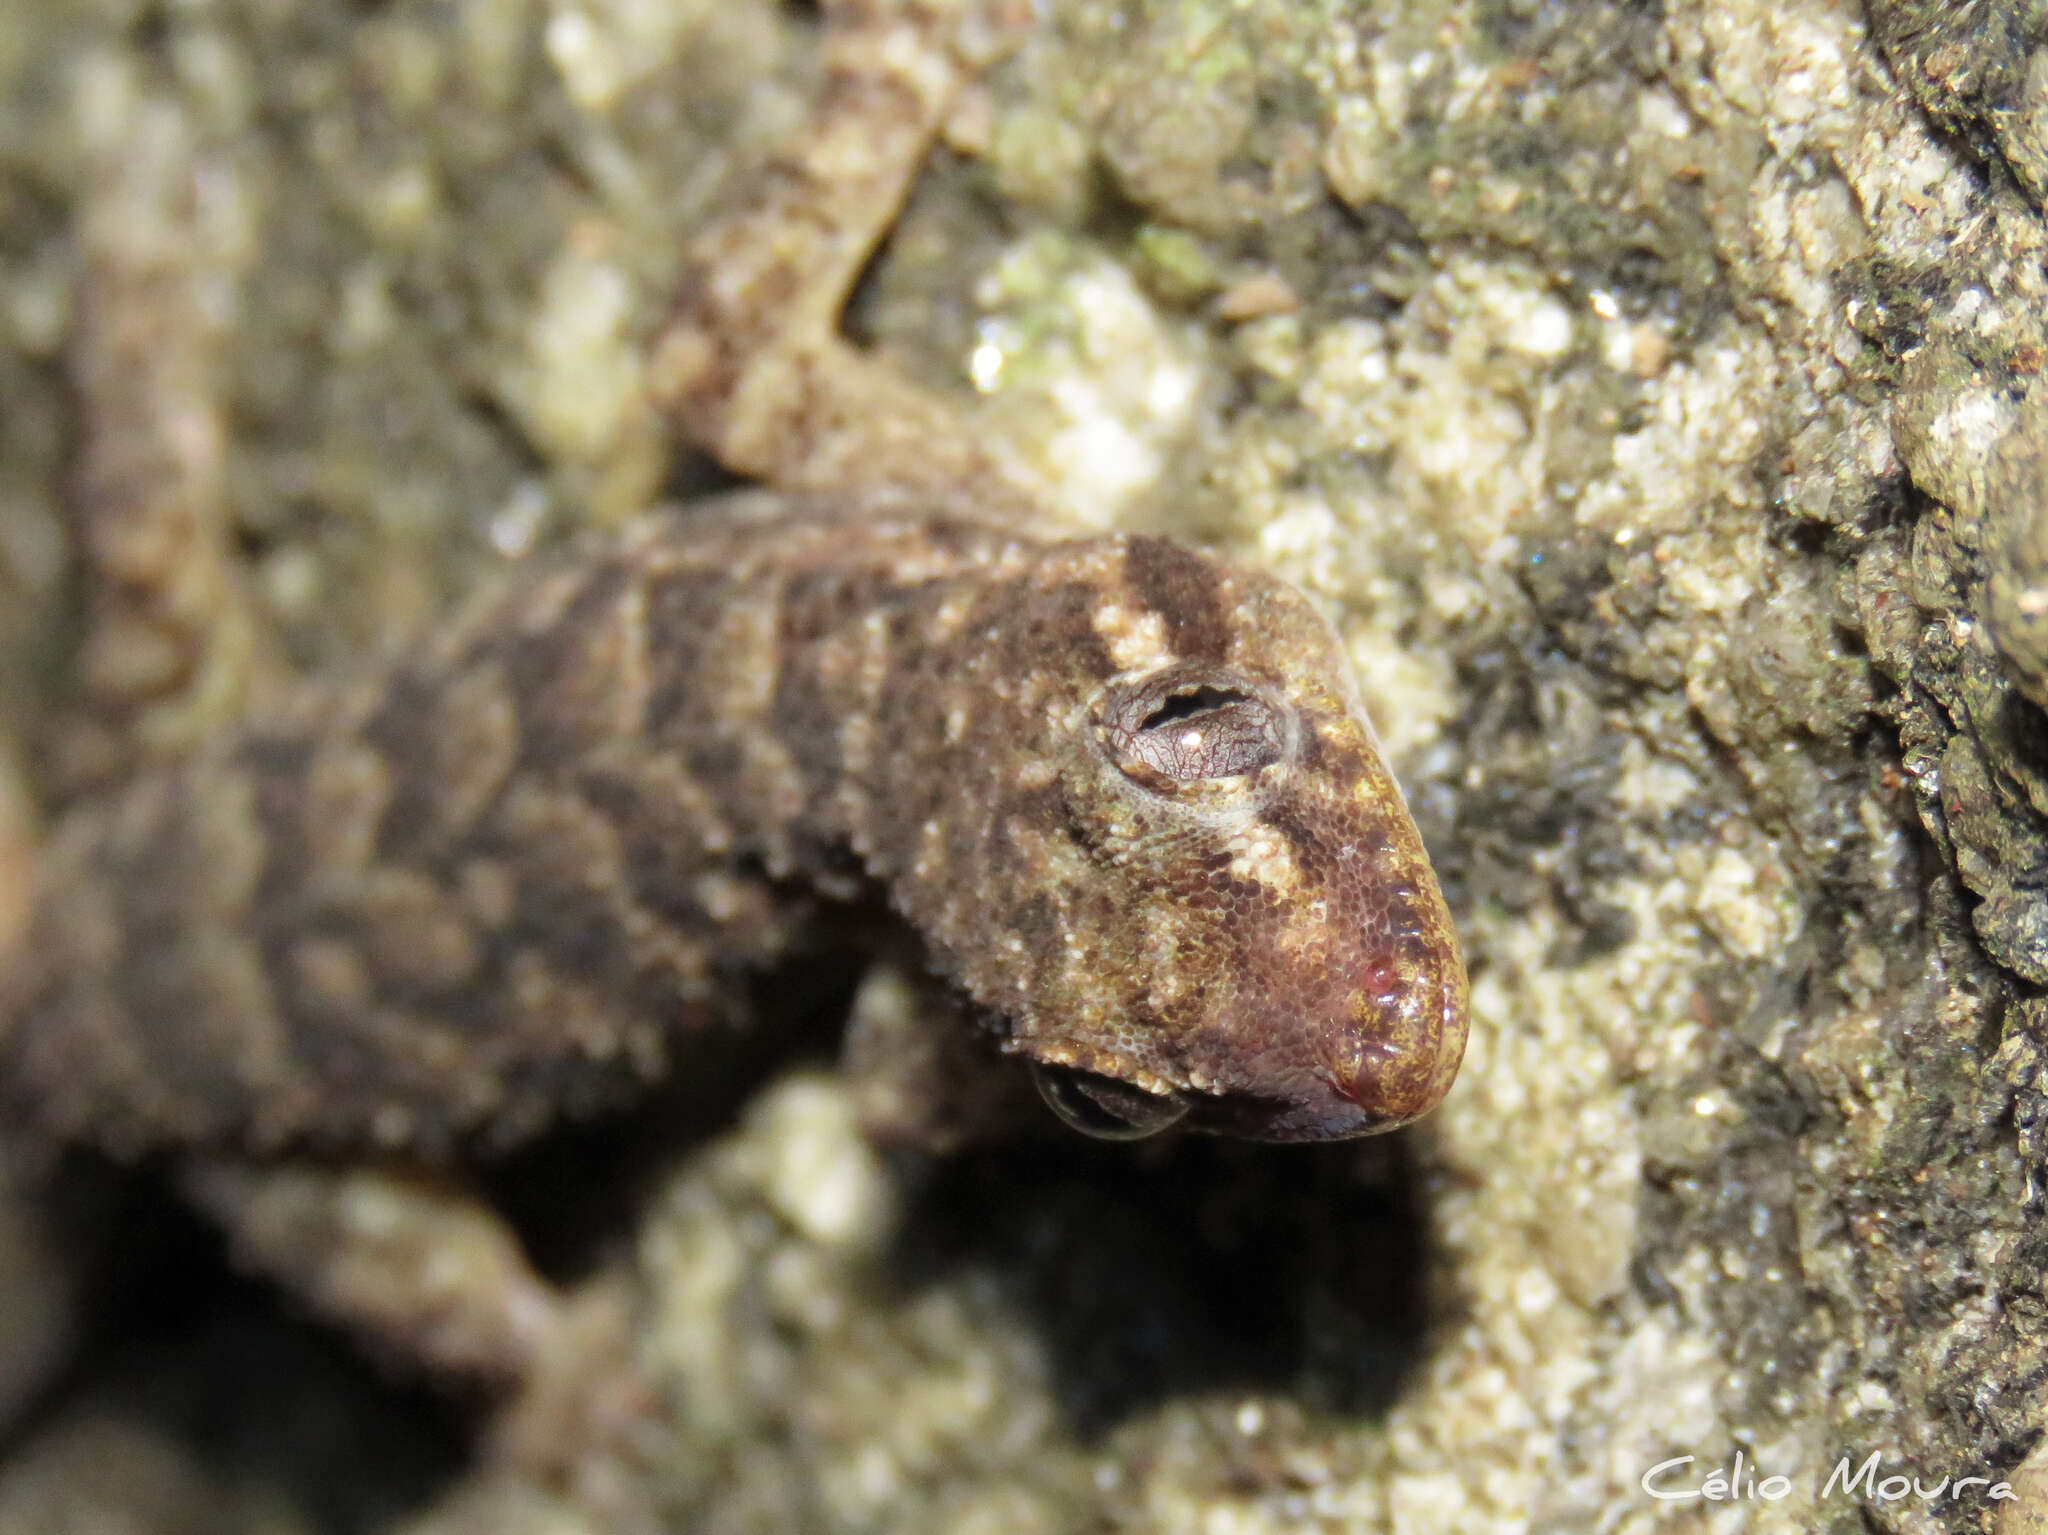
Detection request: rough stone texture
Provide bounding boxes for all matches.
[4,1,2048,1534]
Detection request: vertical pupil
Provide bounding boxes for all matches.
[1138,685,1250,733]
[1110,678,1283,783]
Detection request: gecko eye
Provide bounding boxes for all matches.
[1031,1062,1190,1140]
[1096,667,1290,786]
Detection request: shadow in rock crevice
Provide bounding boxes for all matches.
[890,1129,1440,1438]
[0,1160,465,1535]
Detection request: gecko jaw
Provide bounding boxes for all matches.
[1009,1037,1180,1099]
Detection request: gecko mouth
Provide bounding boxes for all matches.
[1029,1062,1191,1140]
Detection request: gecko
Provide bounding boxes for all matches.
[0,0,1467,1173]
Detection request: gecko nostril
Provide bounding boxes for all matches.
[1326,934,1468,1128]
[1358,957,1401,1005]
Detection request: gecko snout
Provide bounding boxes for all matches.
[1325,929,1469,1129]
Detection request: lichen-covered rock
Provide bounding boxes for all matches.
[1867,0,2048,209]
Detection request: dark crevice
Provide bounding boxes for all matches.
[890,1133,1440,1437]
[3,1158,466,1535]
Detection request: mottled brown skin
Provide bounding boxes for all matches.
[0,0,1466,1162]
[0,490,1463,1154]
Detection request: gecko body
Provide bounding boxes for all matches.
[1,490,1465,1154]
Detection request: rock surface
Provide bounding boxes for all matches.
[2,0,2046,1532]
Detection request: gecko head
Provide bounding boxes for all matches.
[1003,564,1468,1144]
